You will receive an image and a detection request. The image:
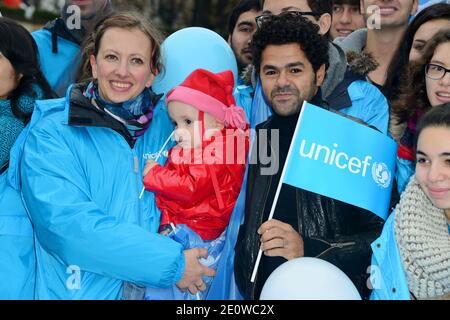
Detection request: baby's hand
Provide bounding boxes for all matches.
[143,159,159,176]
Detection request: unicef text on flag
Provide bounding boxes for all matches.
[283,102,397,220]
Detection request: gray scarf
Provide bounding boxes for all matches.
[394,177,450,299]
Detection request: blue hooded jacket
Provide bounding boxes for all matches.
[32,20,81,97]
[369,212,410,300]
[14,86,185,299]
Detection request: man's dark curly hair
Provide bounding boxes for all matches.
[251,14,329,75]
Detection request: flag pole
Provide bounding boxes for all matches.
[250,101,308,283]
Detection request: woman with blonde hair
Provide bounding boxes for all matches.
[18,11,214,300]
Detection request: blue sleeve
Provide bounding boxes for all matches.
[234,84,254,124]
[344,81,389,135]
[395,157,415,194]
[0,172,35,299]
[20,123,185,288]
[233,80,272,129]
[369,212,410,300]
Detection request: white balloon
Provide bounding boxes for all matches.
[260,257,361,300]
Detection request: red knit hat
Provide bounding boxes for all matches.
[166,69,248,130]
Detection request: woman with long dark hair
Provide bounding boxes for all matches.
[0,17,53,299]
[0,17,53,170]
[383,3,450,103]
[390,29,450,193]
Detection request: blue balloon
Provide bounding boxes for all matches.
[152,27,238,97]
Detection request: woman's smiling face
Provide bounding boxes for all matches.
[426,42,450,107]
[416,126,450,217]
[90,27,156,103]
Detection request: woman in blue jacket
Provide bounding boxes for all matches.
[18,12,214,300]
[0,17,53,299]
[371,103,450,300]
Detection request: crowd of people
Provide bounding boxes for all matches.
[0,0,449,300]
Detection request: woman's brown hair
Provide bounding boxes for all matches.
[390,29,450,141]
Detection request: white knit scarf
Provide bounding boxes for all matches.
[394,177,450,299]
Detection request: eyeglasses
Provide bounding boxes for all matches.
[255,11,321,29]
[425,63,450,80]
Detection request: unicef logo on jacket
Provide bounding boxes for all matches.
[371,162,391,188]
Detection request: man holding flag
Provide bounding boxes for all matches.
[234,13,385,300]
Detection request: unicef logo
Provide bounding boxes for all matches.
[371,162,391,188]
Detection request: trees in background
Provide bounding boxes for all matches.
[1,0,242,37]
[112,0,241,37]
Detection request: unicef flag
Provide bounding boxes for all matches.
[283,102,397,221]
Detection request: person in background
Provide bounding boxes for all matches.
[335,0,419,88]
[383,3,450,103]
[390,30,450,194]
[330,0,365,40]
[0,17,53,299]
[239,0,389,135]
[227,0,262,84]
[371,103,450,300]
[32,0,113,97]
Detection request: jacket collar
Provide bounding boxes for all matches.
[44,18,84,54]
[325,69,365,110]
[67,83,162,148]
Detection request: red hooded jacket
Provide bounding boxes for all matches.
[143,128,249,240]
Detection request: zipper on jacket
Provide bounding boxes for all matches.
[131,149,142,199]
[309,237,356,258]
[134,156,139,174]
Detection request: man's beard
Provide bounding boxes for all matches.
[271,86,301,114]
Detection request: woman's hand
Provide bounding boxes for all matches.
[176,248,216,295]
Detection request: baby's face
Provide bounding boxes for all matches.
[168,101,223,149]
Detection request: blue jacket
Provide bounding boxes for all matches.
[370,212,410,300]
[32,20,81,97]
[16,86,185,299]
[0,169,35,299]
[395,157,415,194]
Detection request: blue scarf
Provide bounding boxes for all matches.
[0,85,44,168]
[83,82,155,140]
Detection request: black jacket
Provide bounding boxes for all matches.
[234,102,384,300]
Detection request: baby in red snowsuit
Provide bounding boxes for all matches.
[143,69,249,300]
